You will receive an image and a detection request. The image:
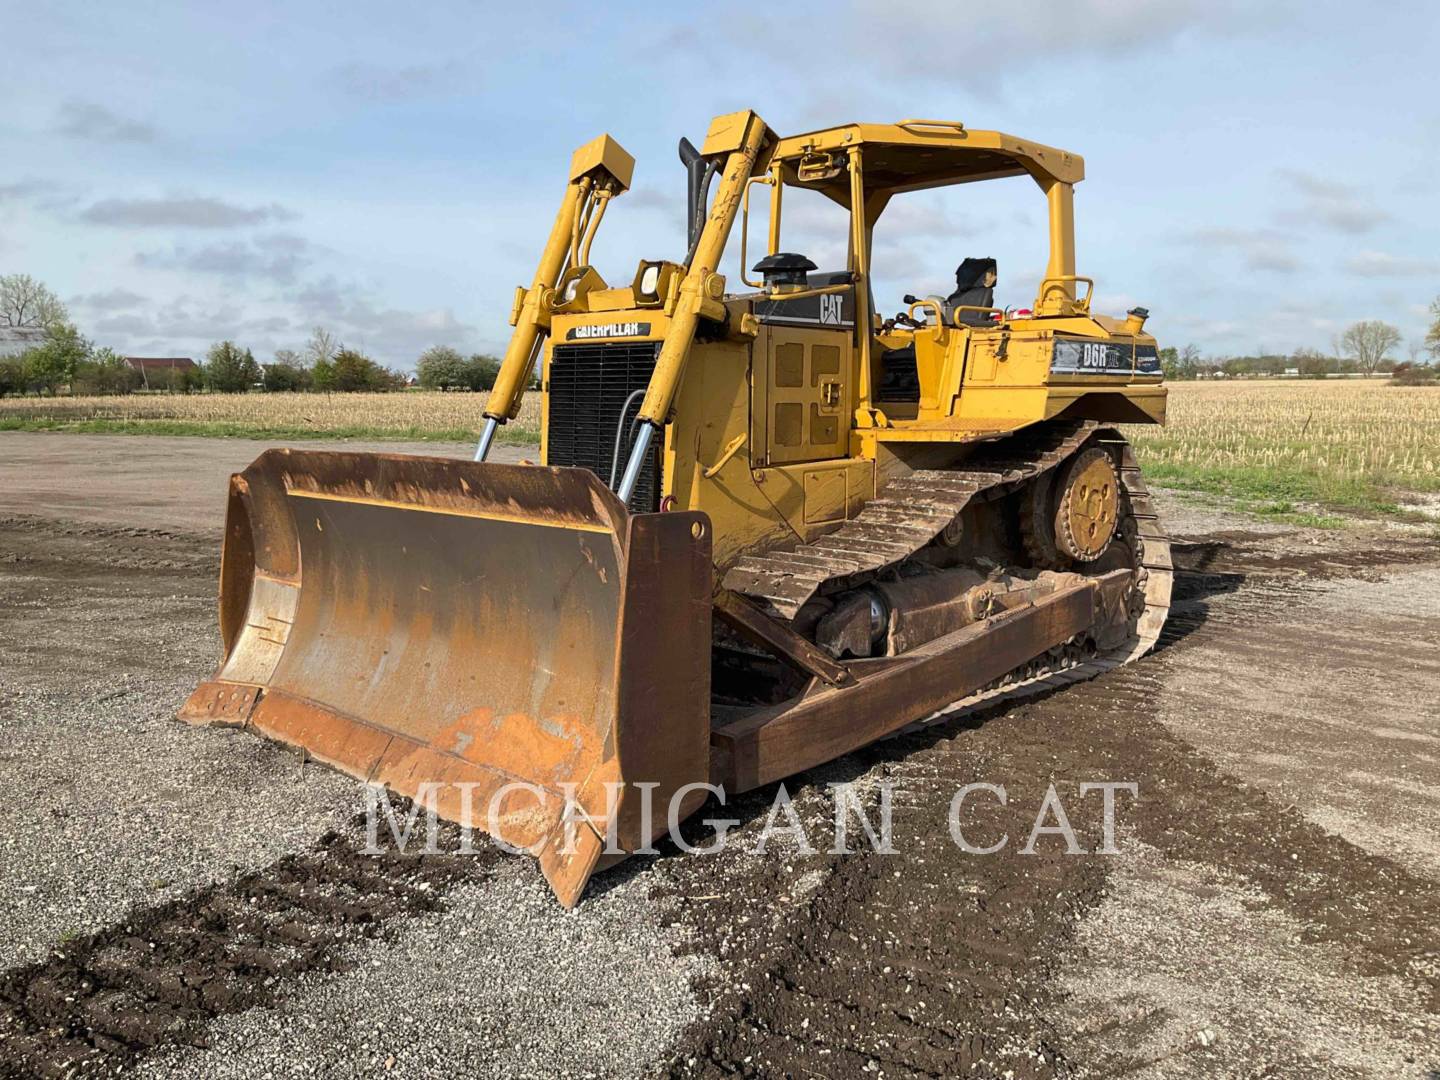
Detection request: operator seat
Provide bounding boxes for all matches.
[944,257,996,326]
[878,257,998,402]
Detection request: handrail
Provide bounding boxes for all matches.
[766,281,854,304]
[1035,275,1094,312]
[906,299,1003,328]
[897,118,967,135]
[906,298,945,326]
[739,174,774,289]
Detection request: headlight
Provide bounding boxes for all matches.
[638,263,661,299]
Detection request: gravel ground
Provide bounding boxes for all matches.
[0,519,359,968]
[1,431,1437,1078]
[135,858,710,1079]
[1058,842,1439,1077]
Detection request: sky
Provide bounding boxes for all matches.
[2,0,1437,369]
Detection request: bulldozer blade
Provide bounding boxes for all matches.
[180,449,713,907]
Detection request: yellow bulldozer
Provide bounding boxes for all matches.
[180,111,1171,905]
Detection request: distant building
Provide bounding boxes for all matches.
[0,326,46,360]
[123,356,197,389]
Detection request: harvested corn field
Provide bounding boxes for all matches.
[0,392,542,443]
[1127,380,1440,510]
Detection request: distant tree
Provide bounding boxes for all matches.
[331,348,395,392]
[1426,297,1440,360]
[416,345,467,390]
[0,359,24,396]
[161,364,201,393]
[1292,347,1331,378]
[74,346,141,394]
[1339,320,1402,378]
[204,341,261,393]
[262,349,311,392]
[23,322,90,393]
[1391,361,1436,386]
[304,326,339,367]
[463,353,502,391]
[1158,346,1180,378]
[0,273,67,329]
[1159,345,1208,380]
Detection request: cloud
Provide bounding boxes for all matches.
[1276,169,1388,233]
[54,101,159,143]
[83,272,487,366]
[657,0,1305,97]
[624,186,678,213]
[71,287,149,311]
[135,233,316,284]
[0,179,62,204]
[331,59,471,102]
[287,275,483,359]
[79,196,298,228]
[1344,251,1440,277]
[1184,227,1299,272]
[93,313,158,335]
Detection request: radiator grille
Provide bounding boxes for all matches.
[546,341,662,512]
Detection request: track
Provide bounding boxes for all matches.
[723,420,1174,711]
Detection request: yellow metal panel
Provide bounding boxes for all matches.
[700,110,761,156]
[811,344,841,383]
[752,458,873,542]
[665,337,799,570]
[569,134,635,191]
[776,342,804,387]
[809,403,838,446]
[803,468,847,524]
[774,403,803,446]
[758,326,852,465]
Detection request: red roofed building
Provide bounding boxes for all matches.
[123,356,197,389]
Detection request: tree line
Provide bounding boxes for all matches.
[1161,313,1438,384]
[201,329,411,394]
[0,274,505,397]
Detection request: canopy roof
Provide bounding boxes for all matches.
[767,120,1083,198]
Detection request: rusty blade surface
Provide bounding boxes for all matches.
[180,449,713,907]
